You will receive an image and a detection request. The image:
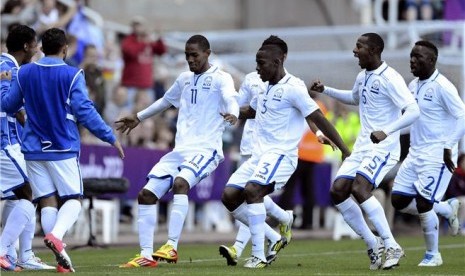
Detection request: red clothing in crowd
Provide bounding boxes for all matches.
[121,34,167,89]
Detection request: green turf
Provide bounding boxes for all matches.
[19,235,464,275]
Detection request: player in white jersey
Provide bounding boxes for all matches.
[311,33,420,270]
[117,35,239,268]
[390,41,465,267]
[222,37,350,268]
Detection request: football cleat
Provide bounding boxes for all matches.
[279,210,294,244]
[243,256,268,269]
[44,233,75,272]
[0,255,21,272]
[447,198,460,236]
[153,244,178,263]
[382,246,405,270]
[17,255,55,270]
[219,245,238,266]
[265,236,288,263]
[418,252,443,267]
[367,236,384,270]
[119,255,158,268]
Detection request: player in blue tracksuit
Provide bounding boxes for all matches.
[0,24,55,272]
[1,28,124,273]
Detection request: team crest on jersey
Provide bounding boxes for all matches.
[370,80,380,94]
[272,88,284,101]
[202,76,212,90]
[423,88,433,101]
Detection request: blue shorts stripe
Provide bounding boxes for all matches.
[225,184,245,190]
[197,150,217,177]
[372,152,390,183]
[4,147,28,183]
[265,154,284,184]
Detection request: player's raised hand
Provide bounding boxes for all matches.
[115,114,140,135]
[220,113,238,126]
[443,148,455,173]
[310,79,324,93]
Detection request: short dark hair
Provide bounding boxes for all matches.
[262,35,288,54]
[41,28,67,56]
[362,32,384,53]
[415,40,438,58]
[186,35,210,51]
[6,24,36,52]
[258,44,285,59]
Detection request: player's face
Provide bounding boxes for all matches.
[353,36,371,69]
[185,43,210,74]
[255,49,276,82]
[410,45,435,78]
[23,39,39,65]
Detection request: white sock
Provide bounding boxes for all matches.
[399,199,418,215]
[19,213,36,262]
[336,197,377,248]
[361,196,397,248]
[0,199,34,256]
[41,207,58,234]
[166,194,188,250]
[233,221,250,257]
[247,203,266,262]
[231,203,249,225]
[419,210,439,254]
[138,204,157,259]
[433,201,451,218]
[264,195,290,223]
[51,199,81,240]
[1,200,18,260]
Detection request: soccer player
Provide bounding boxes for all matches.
[390,41,465,266]
[222,36,350,268]
[311,33,420,270]
[219,36,295,266]
[1,28,125,273]
[0,24,54,271]
[116,34,239,268]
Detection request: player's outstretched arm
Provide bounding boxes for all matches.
[238,105,256,120]
[112,140,125,159]
[115,114,140,135]
[307,109,350,160]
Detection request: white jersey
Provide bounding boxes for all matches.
[408,69,465,161]
[351,62,416,159]
[237,72,266,156]
[163,65,238,159]
[251,73,319,160]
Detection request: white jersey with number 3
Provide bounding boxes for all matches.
[163,65,238,158]
[352,62,416,159]
[250,73,319,160]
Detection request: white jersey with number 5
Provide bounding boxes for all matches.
[408,69,465,161]
[351,62,416,160]
[162,65,238,159]
[250,73,319,160]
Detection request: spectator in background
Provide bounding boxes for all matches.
[405,0,433,21]
[81,44,105,114]
[121,15,166,110]
[103,85,131,125]
[1,0,37,40]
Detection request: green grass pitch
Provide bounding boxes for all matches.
[20,235,464,275]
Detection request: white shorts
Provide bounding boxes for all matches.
[144,148,221,199]
[335,150,398,188]
[26,158,83,202]
[392,155,452,203]
[0,144,28,193]
[226,152,297,191]
[1,190,16,200]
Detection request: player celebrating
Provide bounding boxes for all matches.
[390,40,465,266]
[311,33,420,270]
[222,36,350,268]
[117,34,239,268]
